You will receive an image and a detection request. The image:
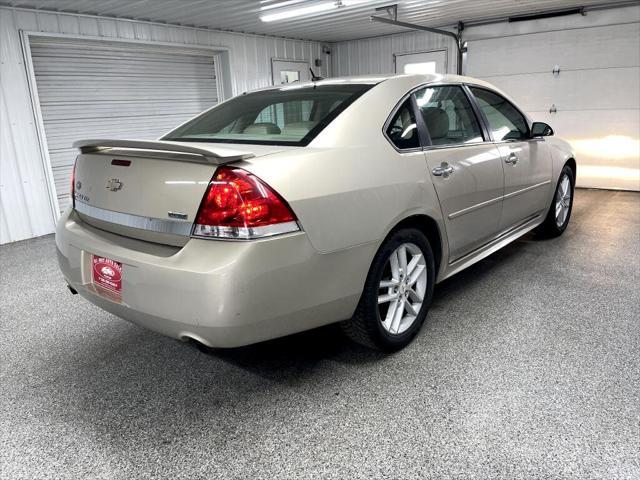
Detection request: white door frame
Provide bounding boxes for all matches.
[18,30,230,222]
[394,48,449,74]
[19,31,60,221]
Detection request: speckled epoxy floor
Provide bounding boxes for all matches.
[1,189,639,479]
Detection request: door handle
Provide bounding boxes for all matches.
[505,153,519,165]
[432,162,454,178]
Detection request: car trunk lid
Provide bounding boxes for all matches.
[72,139,263,246]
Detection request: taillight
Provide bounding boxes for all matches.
[192,166,299,240]
[71,158,77,208]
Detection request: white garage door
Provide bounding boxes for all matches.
[30,37,218,211]
[467,23,640,191]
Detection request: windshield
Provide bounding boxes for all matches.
[163,83,374,146]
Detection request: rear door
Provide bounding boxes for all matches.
[395,50,448,75]
[413,85,504,261]
[468,87,552,232]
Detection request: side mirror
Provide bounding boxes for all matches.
[531,122,554,137]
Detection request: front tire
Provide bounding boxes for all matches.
[537,164,575,238]
[342,228,435,351]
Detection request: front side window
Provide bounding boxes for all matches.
[386,99,420,150]
[414,86,484,146]
[469,87,529,142]
[163,84,373,146]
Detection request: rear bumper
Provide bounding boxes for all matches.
[56,208,375,347]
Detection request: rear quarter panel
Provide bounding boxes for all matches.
[242,77,446,256]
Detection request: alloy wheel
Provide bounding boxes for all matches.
[555,174,572,227]
[377,242,427,335]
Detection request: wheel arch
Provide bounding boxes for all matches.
[565,157,577,179]
[387,214,443,276]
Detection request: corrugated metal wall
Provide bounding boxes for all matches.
[331,31,458,77]
[0,6,330,244]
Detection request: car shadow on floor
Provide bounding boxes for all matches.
[205,233,537,368]
[23,232,547,451]
[48,233,536,400]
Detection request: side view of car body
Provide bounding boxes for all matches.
[56,73,576,351]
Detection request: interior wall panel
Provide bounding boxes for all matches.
[0,6,330,244]
[332,31,458,77]
[0,8,57,244]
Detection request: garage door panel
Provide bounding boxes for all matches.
[31,61,215,78]
[528,110,640,142]
[36,85,218,103]
[44,116,191,151]
[36,77,217,87]
[481,67,640,112]
[40,99,216,121]
[53,165,73,212]
[481,74,553,112]
[468,23,640,77]
[30,37,218,212]
[534,110,639,190]
[31,45,216,64]
[552,68,639,111]
[30,51,216,66]
[468,22,639,190]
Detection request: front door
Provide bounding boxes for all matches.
[414,85,504,261]
[469,87,553,231]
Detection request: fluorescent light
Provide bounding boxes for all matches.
[260,0,300,11]
[260,2,336,22]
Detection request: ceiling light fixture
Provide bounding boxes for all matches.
[260,0,370,22]
[259,0,301,12]
[261,2,337,22]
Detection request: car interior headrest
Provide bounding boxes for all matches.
[243,122,281,135]
[280,121,318,137]
[422,107,449,140]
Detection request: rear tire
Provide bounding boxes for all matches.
[536,164,575,238]
[341,228,435,352]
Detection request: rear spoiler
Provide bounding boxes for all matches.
[73,139,254,164]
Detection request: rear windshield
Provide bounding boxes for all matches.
[163,83,373,146]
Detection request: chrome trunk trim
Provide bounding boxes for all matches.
[75,201,192,236]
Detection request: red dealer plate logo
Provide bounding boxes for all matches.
[92,256,122,294]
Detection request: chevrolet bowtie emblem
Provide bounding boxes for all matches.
[106,178,123,192]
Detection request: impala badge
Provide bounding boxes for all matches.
[168,211,188,220]
[106,178,123,192]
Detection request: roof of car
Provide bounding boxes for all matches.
[249,73,499,93]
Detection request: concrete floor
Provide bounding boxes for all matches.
[1,189,639,479]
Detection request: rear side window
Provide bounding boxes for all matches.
[386,99,420,150]
[163,84,373,146]
[415,85,484,146]
[469,87,529,141]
